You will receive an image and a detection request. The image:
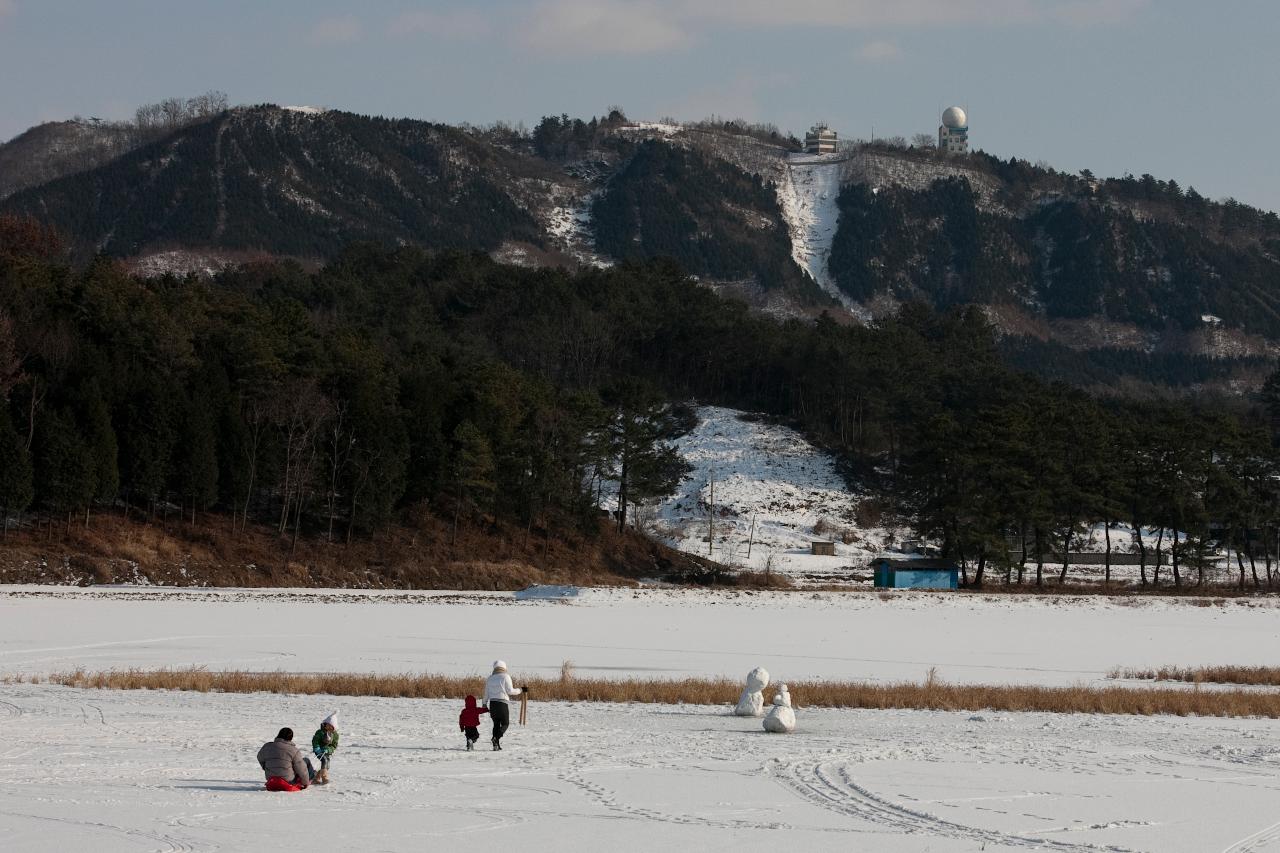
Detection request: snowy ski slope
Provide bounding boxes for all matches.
[775,153,864,313]
[648,406,889,583]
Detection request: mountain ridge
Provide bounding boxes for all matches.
[3,104,1279,391]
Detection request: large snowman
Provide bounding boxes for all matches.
[762,683,796,733]
[733,667,770,717]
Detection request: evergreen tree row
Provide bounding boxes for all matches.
[2,220,1278,588]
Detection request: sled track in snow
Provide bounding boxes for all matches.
[2,810,201,852]
[1224,818,1280,853]
[560,767,793,832]
[769,759,1138,852]
[557,753,821,833]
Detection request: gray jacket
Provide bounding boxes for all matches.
[257,738,310,784]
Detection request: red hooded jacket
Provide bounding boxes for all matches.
[459,695,489,729]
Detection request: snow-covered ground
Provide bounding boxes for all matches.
[636,407,1251,587]
[5,587,1280,851]
[4,585,1279,687]
[4,683,1280,852]
[544,190,611,269]
[775,153,866,315]
[643,407,892,583]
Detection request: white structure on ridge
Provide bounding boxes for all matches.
[938,106,968,155]
[804,123,838,154]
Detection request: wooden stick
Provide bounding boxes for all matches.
[519,693,528,725]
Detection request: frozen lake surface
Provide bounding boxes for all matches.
[2,585,1279,686]
[3,683,1280,852]
[3,585,1280,851]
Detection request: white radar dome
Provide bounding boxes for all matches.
[942,106,967,128]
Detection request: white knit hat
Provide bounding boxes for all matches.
[322,712,338,728]
[492,660,507,672]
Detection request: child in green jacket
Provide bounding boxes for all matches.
[311,713,339,784]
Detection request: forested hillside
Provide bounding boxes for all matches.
[5,104,1280,394]
[591,140,812,295]
[828,159,1280,340]
[0,107,548,259]
[0,91,231,200]
[3,216,1279,589]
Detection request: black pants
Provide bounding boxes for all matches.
[463,726,479,743]
[489,701,510,742]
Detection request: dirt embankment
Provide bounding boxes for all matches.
[0,509,725,590]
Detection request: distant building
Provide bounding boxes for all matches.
[804,123,838,154]
[938,106,969,154]
[810,540,836,556]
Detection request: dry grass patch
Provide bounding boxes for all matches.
[1109,665,1280,686]
[12,668,1280,718]
[0,507,719,590]
[731,570,795,590]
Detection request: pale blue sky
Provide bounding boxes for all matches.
[2,1,1278,211]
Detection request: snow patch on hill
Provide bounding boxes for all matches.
[545,187,612,268]
[127,250,232,279]
[645,407,897,584]
[775,153,866,316]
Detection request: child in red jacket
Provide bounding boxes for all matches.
[458,695,489,751]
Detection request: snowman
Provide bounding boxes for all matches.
[762,683,796,733]
[733,667,770,717]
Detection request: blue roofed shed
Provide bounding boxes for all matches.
[871,558,960,590]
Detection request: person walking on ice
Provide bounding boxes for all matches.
[483,660,527,751]
[311,712,339,784]
[458,695,488,750]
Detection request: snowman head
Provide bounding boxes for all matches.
[773,684,791,707]
[745,667,770,692]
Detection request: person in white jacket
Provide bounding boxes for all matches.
[482,660,527,751]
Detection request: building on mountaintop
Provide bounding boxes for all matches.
[804,123,838,154]
[938,107,969,154]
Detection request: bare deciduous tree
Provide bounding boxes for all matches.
[273,380,330,542]
[324,401,355,542]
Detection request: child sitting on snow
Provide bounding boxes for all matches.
[311,713,339,784]
[458,695,489,750]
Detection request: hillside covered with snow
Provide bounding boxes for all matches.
[642,407,896,584]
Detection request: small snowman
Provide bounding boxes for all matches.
[734,667,770,717]
[762,683,796,733]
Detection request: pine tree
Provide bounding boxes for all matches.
[178,395,219,523]
[449,420,496,544]
[35,408,96,521]
[0,404,33,537]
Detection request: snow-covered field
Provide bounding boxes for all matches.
[4,585,1279,686]
[645,406,892,582]
[6,681,1280,853]
[4,587,1280,851]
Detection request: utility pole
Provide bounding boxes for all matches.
[746,512,757,560]
[707,471,714,558]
